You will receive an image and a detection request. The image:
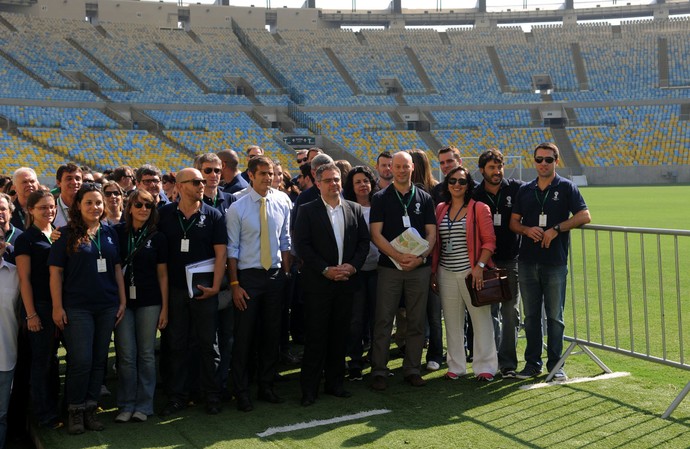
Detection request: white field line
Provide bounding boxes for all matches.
[257,409,392,438]
[519,371,631,390]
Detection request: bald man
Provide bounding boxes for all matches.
[368,151,437,391]
[157,168,228,417]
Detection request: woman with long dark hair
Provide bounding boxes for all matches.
[342,166,380,380]
[431,166,498,381]
[14,189,61,428]
[49,183,126,435]
[113,189,168,423]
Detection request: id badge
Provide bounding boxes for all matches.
[402,215,411,228]
[180,238,190,253]
[493,213,502,226]
[97,258,107,273]
[129,285,137,299]
[539,213,548,227]
[445,240,453,253]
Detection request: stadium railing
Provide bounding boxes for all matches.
[561,224,690,418]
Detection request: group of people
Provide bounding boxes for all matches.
[0,141,590,443]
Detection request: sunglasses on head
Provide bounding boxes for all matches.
[180,179,206,186]
[535,156,556,164]
[448,177,468,186]
[203,168,221,175]
[104,190,121,197]
[133,202,154,210]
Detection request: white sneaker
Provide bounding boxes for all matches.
[131,412,148,422]
[115,411,132,423]
[426,361,440,372]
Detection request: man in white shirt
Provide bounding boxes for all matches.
[52,163,83,228]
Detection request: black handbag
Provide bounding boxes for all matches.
[465,202,511,307]
[465,268,511,307]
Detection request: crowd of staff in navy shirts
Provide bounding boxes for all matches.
[0,142,589,442]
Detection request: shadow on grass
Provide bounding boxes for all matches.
[34,347,690,448]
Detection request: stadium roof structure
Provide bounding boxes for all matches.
[317,1,690,27]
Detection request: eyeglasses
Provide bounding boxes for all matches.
[320,177,341,184]
[202,168,221,175]
[535,156,556,164]
[141,178,161,185]
[448,177,469,186]
[180,179,207,186]
[133,202,154,210]
[104,191,122,197]
[297,157,308,163]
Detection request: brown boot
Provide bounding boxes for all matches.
[84,404,105,431]
[67,405,85,435]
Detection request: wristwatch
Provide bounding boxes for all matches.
[478,261,486,268]
[417,255,427,264]
[553,224,562,234]
[322,267,329,276]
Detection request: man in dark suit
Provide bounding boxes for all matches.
[294,163,370,407]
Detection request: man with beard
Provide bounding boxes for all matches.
[473,148,523,378]
[375,152,393,190]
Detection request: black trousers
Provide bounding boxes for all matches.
[231,268,285,397]
[300,285,354,398]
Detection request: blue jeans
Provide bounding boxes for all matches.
[114,305,161,415]
[62,306,118,406]
[518,262,568,371]
[491,259,521,371]
[27,302,60,426]
[0,369,14,449]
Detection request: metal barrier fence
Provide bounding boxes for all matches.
[557,224,690,418]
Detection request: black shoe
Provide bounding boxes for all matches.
[257,389,285,404]
[236,395,253,412]
[404,374,427,387]
[300,394,316,407]
[348,368,363,381]
[371,375,387,391]
[160,401,186,417]
[274,373,290,383]
[205,399,221,415]
[325,388,352,398]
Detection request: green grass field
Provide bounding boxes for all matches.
[32,186,690,449]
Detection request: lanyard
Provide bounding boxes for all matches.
[33,224,54,244]
[177,213,198,238]
[445,205,465,233]
[128,228,148,256]
[534,188,550,214]
[5,226,15,243]
[89,226,102,257]
[394,185,416,216]
[484,191,502,213]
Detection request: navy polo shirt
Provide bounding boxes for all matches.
[48,225,121,311]
[10,199,26,230]
[158,202,227,290]
[513,174,588,266]
[473,178,524,262]
[222,174,249,195]
[14,226,51,305]
[115,224,168,309]
[370,184,436,269]
[3,224,23,265]
[203,190,236,216]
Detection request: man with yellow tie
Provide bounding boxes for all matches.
[226,156,292,412]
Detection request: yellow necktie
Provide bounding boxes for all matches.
[260,197,271,270]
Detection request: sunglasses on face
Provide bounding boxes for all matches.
[535,156,556,164]
[448,177,468,186]
[180,179,206,186]
[297,157,308,163]
[104,190,121,197]
[202,168,221,175]
[133,202,154,210]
